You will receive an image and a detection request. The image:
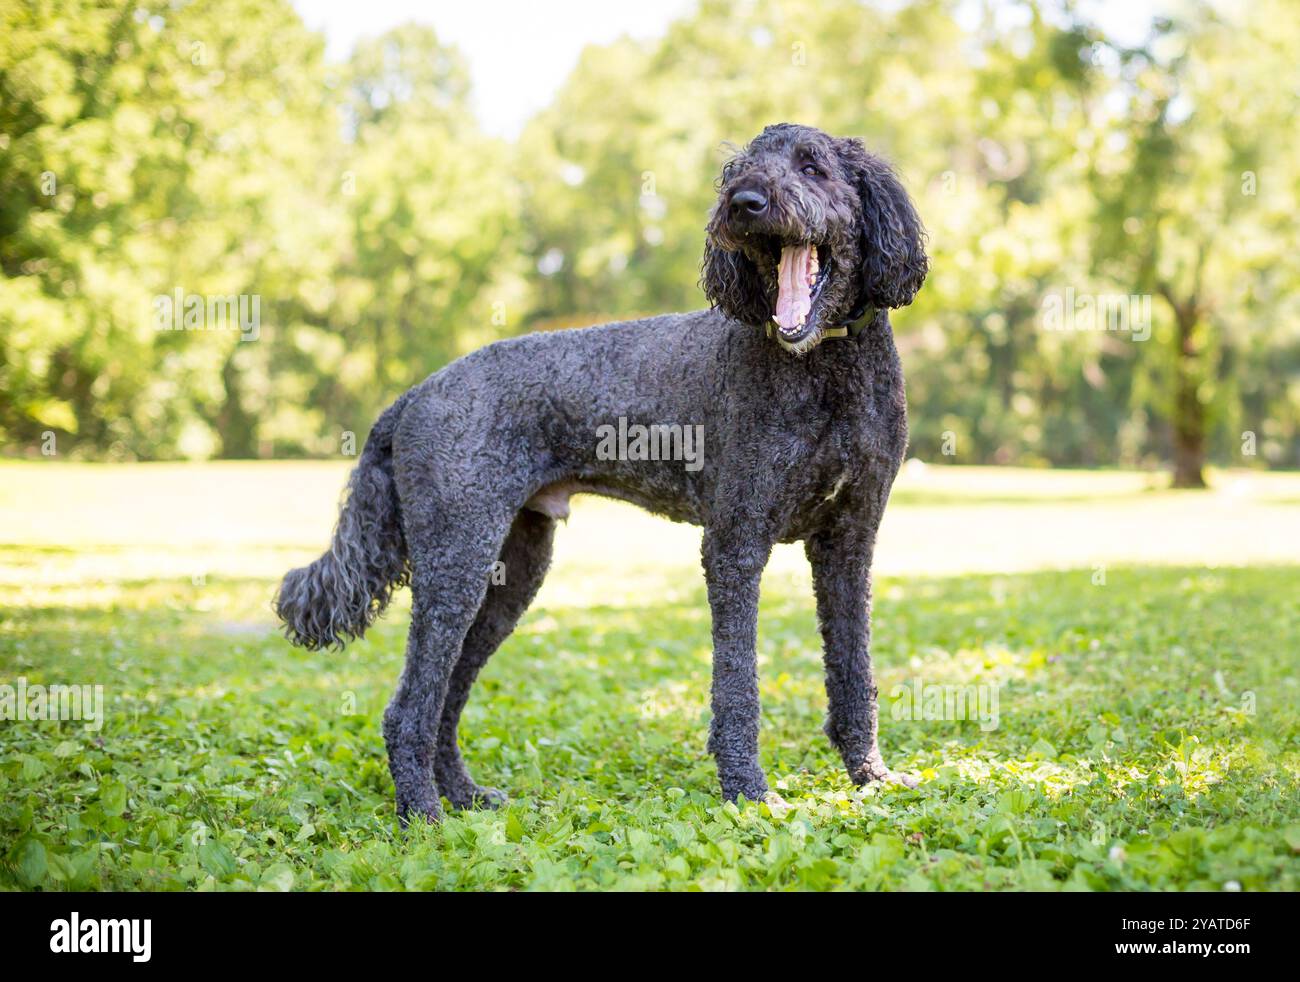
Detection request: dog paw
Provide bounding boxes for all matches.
[723,781,771,806]
[727,790,793,818]
[851,758,919,789]
[445,783,508,811]
[396,796,443,827]
[883,769,920,789]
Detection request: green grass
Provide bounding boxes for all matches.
[1,462,1298,890]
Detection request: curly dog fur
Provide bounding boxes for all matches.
[276,123,928,822]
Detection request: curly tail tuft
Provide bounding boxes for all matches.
[274,392,413,650]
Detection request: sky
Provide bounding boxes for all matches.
[293,0,697,138]
[292,0,1160,140]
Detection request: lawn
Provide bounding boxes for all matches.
[1,461,1298,890]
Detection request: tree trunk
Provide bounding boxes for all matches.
[1170,307,1207,489]
[217,350,258,458]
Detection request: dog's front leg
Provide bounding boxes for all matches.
[701,526,772,803]
[805,527,917,788]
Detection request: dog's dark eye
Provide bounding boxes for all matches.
[801,164,823,178]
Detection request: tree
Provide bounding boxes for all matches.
[3,0,1296,470]
[1089,1,1300,486]
[0,0,336,458]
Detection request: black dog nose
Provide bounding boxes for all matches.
[729,189,768,217]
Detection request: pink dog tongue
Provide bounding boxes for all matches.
[774,244,813,332]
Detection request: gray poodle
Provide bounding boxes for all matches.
[275,123,928,823]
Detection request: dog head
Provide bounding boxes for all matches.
[702,123,928,354]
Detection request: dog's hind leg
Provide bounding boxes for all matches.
[383,498,516,825]
[805,524,917,789]
[434,508,556,810]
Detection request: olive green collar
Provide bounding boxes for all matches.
[765,304,879,341]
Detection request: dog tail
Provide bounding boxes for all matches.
[274,390,415,650]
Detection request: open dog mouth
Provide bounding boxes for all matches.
[770,240,831,344]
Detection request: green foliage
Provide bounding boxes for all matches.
[1,0,1298,473]
[1,464,1297,891]
[0,1,514,459]
[1088,2,1300,484]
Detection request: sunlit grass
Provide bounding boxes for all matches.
[1,462,1298,890]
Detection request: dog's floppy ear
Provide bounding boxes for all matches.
[837,138,928,309]
[700,240,771,326]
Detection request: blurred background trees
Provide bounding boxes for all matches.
[2,0,1297,479]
